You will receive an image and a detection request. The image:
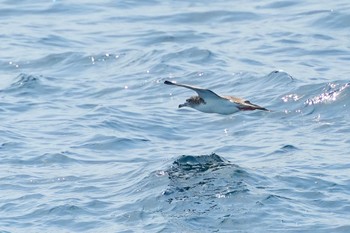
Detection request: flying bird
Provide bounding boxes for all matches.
[164,80,268,115]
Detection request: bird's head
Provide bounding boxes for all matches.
[178,96,205,108]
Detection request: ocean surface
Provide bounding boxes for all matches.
[1,0,350,232]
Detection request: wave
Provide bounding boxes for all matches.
[1,73,60,97]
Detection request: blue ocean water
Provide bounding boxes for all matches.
[1,0,350,232]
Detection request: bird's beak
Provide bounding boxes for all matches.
[178,103,188,108]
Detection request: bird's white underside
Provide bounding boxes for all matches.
[190,98,240,114]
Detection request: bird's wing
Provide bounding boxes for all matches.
[164,80,221,99]
[225,96,268,111]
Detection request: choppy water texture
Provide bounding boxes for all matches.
[1,0,350,232]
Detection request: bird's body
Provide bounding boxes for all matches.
[164,80,268,115]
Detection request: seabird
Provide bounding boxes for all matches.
[164,80,268,115]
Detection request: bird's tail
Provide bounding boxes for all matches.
[239,101,270,111]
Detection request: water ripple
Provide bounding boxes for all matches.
[1,0,350,232]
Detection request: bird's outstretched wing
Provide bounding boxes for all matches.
[164,80,221,99]
[225,96,268,111]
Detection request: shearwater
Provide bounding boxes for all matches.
[164,80,268,115]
